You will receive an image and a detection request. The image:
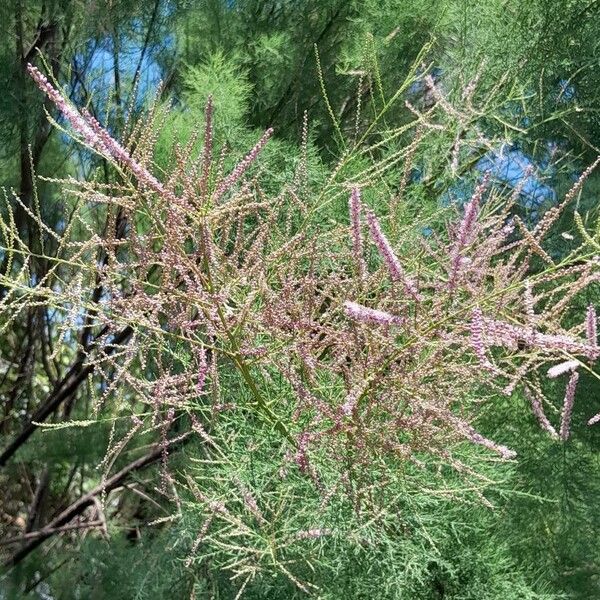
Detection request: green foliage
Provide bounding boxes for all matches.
[185,52,253,132]
[3,2,600,599]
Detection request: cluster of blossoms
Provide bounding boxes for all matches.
[24,62,600,474]
[342,177,600,458]
[342,181,600,457]
[6,62,599,585]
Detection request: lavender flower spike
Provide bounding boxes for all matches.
[340,386,363,416]
[196,347,209,395]
[27,64,110,156]
[448,173,490,290]
[449,414,516,458]
[457,419,516,459]
[468,429,517,460]
[28,64,177,203]
[587,412,600,427]
[481,316,597,357]
[523,386,558,440]
[365,209,420,300]
[82,107,175,201]
[559,371,579,441]
[547,360,579,379]
[295,528,332,540]
[214,127,274,200]
[349,187,366,279]
[343,301,404,326]
[470,307,494,371]
[586,304,598,360]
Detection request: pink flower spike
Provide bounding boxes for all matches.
[547,360,580,379]
[349,188,366,279]
[559,371,579,441]
[461,422,516,459]
[27,64,110,156]
[586,304,598,360]
[196,347,208,395]
[523,386,558,439]
[448,173,490,290]
[480,316,597,357]
[448,414,516,458]
[343,301,404,326]
[587,413,600,427]
[523,280,536,324]
[27,64,180,204]
[365,209,420,299]
[214,127,274,200]
[470,307,494,371]
[82,107,174,200]
[296,528,332,540]
[340,388,360,417]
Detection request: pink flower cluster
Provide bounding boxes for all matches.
[349,188,366,279]
[448,174,489,290]
[364,208,421,300]
[213,128,274,200]
[343,301,405,327]
[27,64,176,203]
[560,371,579,441]
[479,315,599,359]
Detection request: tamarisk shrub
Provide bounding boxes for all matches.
[274,177,600,485]
[2,61,600,593]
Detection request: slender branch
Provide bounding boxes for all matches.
[127,0,161,108]
[0,326,133,468]
[3,431,191,567]
[25,466,50,533]
[1,519,105,546]
[267,3,345,126]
